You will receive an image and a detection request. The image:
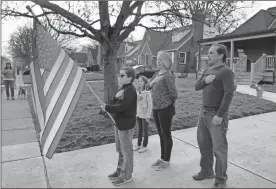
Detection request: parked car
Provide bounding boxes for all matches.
[132,65,159,79]
[80,66,87,72]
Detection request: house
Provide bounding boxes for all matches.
[69,46,100,68]
[117,40,142,66]
[136,24,217,73]
[197,6,276,84]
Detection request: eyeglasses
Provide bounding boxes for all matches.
[118,74,127,78]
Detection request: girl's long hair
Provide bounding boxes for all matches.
[138,75,148,91]
[4,62,12,69]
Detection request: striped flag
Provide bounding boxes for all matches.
[31,18,85,159]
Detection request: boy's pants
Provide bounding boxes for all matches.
[197,107,228,184]
[115,127,134,179]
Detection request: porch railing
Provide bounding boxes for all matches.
[233,55,247,78]
[226,57,242,70]
[251,53,266,84]
[265,55,276,70]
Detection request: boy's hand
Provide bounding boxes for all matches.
[115,90,124,99]
[101,103,106,112]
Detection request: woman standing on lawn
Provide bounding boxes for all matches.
[146,51,178,171]
[1,62,16,100]
[133,75,152,153]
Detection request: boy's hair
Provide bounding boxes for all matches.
[120,66,135,82]
[138,75,148,90]
[211,43,228,63]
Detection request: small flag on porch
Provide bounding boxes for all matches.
[31,18,85,159]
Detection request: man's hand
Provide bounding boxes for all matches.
[212,115,223,125]
[205,74,216,84]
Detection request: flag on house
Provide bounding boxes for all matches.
[31,18,86,159]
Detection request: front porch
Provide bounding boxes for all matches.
[197,32,276,84]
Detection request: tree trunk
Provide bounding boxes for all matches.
[185,14,205,75]
[103,49,118,104]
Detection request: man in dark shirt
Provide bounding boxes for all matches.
[193,44,236,188]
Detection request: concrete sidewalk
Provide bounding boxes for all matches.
[43,111,276,188]
[237,85,276,103]
[1,75,48,188]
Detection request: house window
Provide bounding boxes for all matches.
[145,54,149,65]
[179,52,187,64]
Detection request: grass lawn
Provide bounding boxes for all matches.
[55,77,276,153]
[260,84,276,93]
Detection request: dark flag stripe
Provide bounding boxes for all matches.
[40,62,78,147]
[43,68,85,158]
[45,55,70,107]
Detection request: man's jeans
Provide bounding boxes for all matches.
[4,80,15,98]
[115,127,134,179]
[197,107,228,184]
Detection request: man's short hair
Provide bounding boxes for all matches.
[212,44,228,63]
[120,66,135,82]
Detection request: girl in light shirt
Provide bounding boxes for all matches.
[133,75,152,153]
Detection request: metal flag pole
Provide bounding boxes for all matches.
[84,81,116,125]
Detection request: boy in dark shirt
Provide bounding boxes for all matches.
[101,66,137,186]
[193,44,236,188]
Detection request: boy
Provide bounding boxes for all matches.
[101,66,137,186]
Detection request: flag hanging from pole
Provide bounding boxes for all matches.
[31,17,85,159]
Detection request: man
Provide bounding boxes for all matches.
[194,44,236,188]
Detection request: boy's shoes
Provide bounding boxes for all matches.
[108,170,120,180]
[151,159,163,167]
[193,170,215,181]
[155,160,170,171]
[212,182,226,188]
[112,177,133,186]
[138,147,148,153]
[133,145,141,151]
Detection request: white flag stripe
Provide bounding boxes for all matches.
[43,50,66,95]
[44,59,74,127]
[43,68,83,156]
[30,62,45,129]
[40,68,45,75]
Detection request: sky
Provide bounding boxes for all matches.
[2,1,276,57]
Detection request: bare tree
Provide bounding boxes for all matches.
[2,1,181,103]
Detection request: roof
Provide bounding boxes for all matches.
[117,40,142,57]
[160,29,192,51]
[199,6,276,44]
[199,27,276,43]
[147,30,173,55]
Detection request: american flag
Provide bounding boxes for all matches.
[30,18,86,159]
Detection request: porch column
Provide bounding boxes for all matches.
[230,40,235,74]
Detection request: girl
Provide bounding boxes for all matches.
[2,62,16,100]
[133,75,152,153]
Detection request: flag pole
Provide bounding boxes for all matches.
[84,81,116,125]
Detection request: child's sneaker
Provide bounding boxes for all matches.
[155,160,170,171]
[151,159,163,167]
[138,147,148,153]
[108,170,120,180]
[112,177,133,186]
[133,145,141,151]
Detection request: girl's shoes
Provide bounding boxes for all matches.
[133,145,141,151]
[138,147,148,153]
